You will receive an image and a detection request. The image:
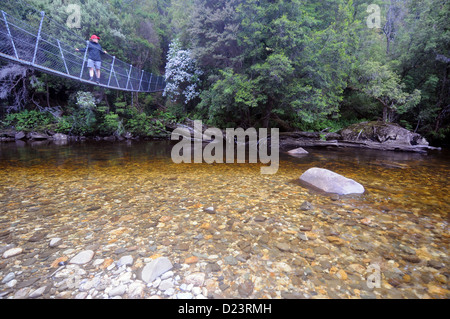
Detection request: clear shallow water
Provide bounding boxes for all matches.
[0,140,448,298]
[1,140,448,217]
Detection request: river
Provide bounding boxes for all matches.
[0,140,448,299]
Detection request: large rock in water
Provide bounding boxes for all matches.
[340,121,429,146]
[299,168,365,195]
[287,147,309,155]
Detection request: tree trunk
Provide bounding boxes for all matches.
[272,113,293,131]
[434,64,449,132]
[382,106,389,122]
[46,82,51,108]
[383,8,393,55]
[262,97,274,128]
[132,92,142,113]
[386,38,391,55]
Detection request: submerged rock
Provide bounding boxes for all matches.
[69,250,95,265]
[140,257,173,283]
[287,147,309,156]
[49,237,62,247]
[299,167,365,195]
[300,201,313,211]
[2,247,23,259]
[237,280,254,297]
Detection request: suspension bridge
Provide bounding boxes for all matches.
[0,2,165,93]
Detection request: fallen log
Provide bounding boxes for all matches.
[282,139,441,153]
[279,131,342,140]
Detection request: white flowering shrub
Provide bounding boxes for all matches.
[76,91,96,110]
[163,39,203,105]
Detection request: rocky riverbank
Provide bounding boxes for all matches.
[280,122,441,153]
[0,130,155,144]
[1,121,442,154]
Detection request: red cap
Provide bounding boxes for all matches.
[90,35,100,40]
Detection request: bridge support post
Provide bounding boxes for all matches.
[147,73,153,92]
[1,11,19,59]
[57,40,70,75]
[155,76,160,91]
[139,70,144,91]
[125,64,132,90]
[79,40,89,79]
[32,11,45,65]
[107,56,115,87]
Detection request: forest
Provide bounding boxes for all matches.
[0,0,449,145]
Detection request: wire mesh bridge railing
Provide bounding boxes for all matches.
[0,4,165,93]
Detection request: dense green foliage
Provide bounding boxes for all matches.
[0,0,449,144]
[3,110,54,131]
[1,91,172,137]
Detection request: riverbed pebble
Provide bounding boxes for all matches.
[69,250,95,265]
[141,257,173,284]
[2,247,22,259]
[49,238,62,248]
[117,255,133,268]
[1,272,15,284]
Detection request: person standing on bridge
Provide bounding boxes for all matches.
[76,35,107,84]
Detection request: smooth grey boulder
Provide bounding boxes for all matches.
[299,167,364,195]
[14,131,26,140]
[29,132,50,140]
[52,133,68,140]
[287,147,309,155]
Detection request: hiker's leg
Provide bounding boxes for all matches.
[95,61,102,81]
[87,59,95,80]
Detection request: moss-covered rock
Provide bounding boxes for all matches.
[340,121,429,146]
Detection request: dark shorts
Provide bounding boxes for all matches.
[87,59,101,70]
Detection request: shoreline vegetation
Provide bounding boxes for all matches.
[0,118,441,154]
[0,0,450,150]
[1,0,449,150]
